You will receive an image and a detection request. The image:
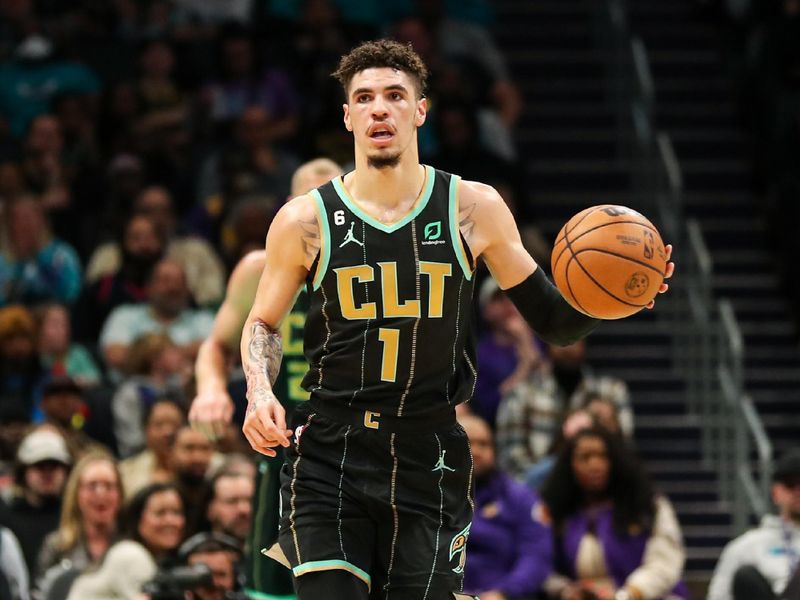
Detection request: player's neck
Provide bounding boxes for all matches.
[349,154,425,209]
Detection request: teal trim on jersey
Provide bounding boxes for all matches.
[448,174,473,280]
[310,189,330,290]
[332,165,435,234]
[244,590,296,600]
[292,559,371,590]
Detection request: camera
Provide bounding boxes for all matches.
[142,563,214,600]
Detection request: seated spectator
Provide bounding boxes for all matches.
[203,470,254,544]
[73,213,165,344]
[171,427,218,536]
[460,414,552,600]
[179,532,247,600]
[40,376,108,459]
[0,196,82,307]
[120,399,185,499]
[36,303,101,388]
[191,106,299,245]
[583,393,625,440]
[66,482,186,600]
[0,525,29,600]
[540,427,688,600]
[707,448,800,600]
[35,452,122,598]
[0,305,44,418]
[0,35,100,138]
[0,428,73,576]
[200,25,299,142]
[112,333,189,458]
[475,279,543,428]
[99,258,214,375]
[86,186,225,308]
[500,338,633,456]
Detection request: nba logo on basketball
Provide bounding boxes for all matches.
[643,231,655,259]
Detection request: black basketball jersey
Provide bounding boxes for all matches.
[301,165,477,419]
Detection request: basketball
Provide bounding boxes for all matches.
[551,205,668,319]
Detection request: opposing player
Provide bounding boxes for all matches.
[189,158,343,599]
[241,41,673,600]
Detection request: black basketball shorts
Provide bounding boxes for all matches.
[275,401,475,599]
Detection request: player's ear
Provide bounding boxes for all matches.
[415,97,427,128]
[343,104,352,132]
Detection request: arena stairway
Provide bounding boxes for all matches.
[488,0,800,589]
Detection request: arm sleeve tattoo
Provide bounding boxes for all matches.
[247,319,283,389]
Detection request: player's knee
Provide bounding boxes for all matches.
[293,569,369,600]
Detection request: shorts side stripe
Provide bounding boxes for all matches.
[292,560,371,591]
[337,426,351,561]
[289,413,315,565]
[384,433,400,596]
[423,434,446,600]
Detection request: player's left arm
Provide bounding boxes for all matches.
[459,181,672,345]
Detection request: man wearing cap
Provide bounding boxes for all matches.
[40,376,108,458]
[0,427,72,575]
[708,448,800,600]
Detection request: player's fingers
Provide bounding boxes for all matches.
[261,419,291,447]
[665,244,673,260]
[664,261,675,279]
[269,403,289,442]
[243,426,277,457]
[659,282,670,294]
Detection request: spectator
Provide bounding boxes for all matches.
[191,106,299,244]
[120,399,185,499]
[708,448,800,600]
[0,196,82,307]
[66,482,186,600]
[0,35,100,138]
[34,452,122,598]
[179,532,247,600]
[39,376,107,459]
[0,305,43,418]
[98,258,214,374]
[74,213,165,344]
[540,427,688,600]
[36,303,101,387]
[0,525,29,600]
[501,339,633,447]
[460,414,553,600]
[474,278,542,427]
[112,333,190,458]
[18,115,71,222]
[200,25,299,141]
[203,471,254,544]
[0,428,72,576]
[171,427,216,536]
[86,186,226,308]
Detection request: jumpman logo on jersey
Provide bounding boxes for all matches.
[432,450,455,472]
[339,222,364,248]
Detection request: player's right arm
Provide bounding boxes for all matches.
[190,252,265,440]
[240,195,319,456]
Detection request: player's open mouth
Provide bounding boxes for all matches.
[368,125,394,142]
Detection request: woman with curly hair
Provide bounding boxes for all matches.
[540,427,688,600]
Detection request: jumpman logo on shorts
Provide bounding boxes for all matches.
[339,222,364,248]
[432,450,455,472]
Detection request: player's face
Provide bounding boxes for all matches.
[343,68,427,169]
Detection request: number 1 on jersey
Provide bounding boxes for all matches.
[378,328,400,382]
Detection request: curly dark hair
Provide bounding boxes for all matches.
[540,426,656,536]
[332,39,429,99]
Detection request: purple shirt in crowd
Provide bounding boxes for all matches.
[464,470,553,598]
[474,335,517,427]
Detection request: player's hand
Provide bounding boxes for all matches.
[242,389,292,457]
[646,244,674,309]
[479,591,507,600]
[189,387,235,441]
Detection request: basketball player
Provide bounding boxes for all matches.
[241,41,673,600]
[189,158,343,599]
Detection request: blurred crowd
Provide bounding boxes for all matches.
[2,0,780,599]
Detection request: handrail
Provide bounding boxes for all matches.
[687,220,712,280]
[631,37,654,115]
[657,133,683,197]
[719,299,744,361]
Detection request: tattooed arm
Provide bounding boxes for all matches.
[458,179,538,289]
[240,195,318,455]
